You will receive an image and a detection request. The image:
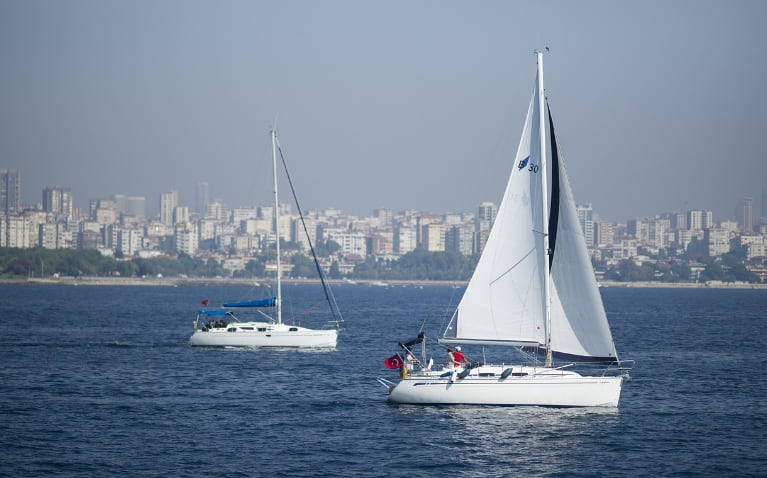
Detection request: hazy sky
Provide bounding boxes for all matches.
[2,0,766,222]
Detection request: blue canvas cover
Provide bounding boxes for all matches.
[223,297,277,308]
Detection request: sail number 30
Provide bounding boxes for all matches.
[517,156,539,173]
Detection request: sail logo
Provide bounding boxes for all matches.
[518,156,529,170]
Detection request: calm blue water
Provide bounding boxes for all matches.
[1,283,765,477]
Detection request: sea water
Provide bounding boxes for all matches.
[0,284,765,477]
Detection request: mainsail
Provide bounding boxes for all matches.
[442,62,618,363]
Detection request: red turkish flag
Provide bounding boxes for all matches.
[384,354,403,369]
[201,300,209,306]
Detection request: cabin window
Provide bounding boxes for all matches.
[227,328,237,332]
[240,327,254,330]
[289,327,298,332]
[512,372,528,377]
[257,327,267,332]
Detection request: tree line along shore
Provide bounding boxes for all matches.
[1,247,764,288]
[4,276,766,290]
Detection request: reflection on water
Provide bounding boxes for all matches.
[392,405,621,477]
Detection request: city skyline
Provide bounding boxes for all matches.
[3,167,766,278]
[5,167,766,228]
[2,2,766,222]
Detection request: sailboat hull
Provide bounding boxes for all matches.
[387,366,623,407]
[190,322,338,348]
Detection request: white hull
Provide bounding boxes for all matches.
[386,365,623,407]
[190,322,337,348]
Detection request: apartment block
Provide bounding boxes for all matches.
[327,231,367,257]
[117,228,144,256]
[422,223,447,252]
[175,225,199,256]
[291,216,317,252]
[595,221,614,247]
[0,215,31,247]
[445,224,473,256]
[687,210,713,230]
[393,226,417,254]
[704,228,731,257]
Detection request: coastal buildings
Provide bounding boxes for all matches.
[1,168,766,282]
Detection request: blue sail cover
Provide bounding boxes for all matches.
[223,297,277,308]
[197,310,230,316]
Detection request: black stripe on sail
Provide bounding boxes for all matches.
[546,103,560,270]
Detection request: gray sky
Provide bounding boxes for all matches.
[2,0,766,222]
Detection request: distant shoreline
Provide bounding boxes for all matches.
[2,277,466,288]
[2,277,766,289]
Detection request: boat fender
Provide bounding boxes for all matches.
[501,368,513,379]
[458,368,471,379]
[440,371,453,378]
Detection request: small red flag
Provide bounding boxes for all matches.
[384,354,403,369]
[201,300,209,306]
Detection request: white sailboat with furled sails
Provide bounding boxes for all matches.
[190,130,342,348]
[379,52,632,407]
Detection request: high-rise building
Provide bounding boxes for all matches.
[687,210,713,230]
[160,191,179,225]
[737,197,753,232]
[373,208,392,227]
[43,186,73,220]
[761,187,767,222]
[1,169,21,249]
[196,182,209,215]
[576,204,595,247]
[173,205,190,226]
[477,202,497,232]
[125,196,146,220]
[1,169,21,215]
[671,212,687,230]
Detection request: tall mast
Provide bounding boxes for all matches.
[271,129,282,324]
[536,51,553,367]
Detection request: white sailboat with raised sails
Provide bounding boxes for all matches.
[190,130,342,348]
[379,52,631,407]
